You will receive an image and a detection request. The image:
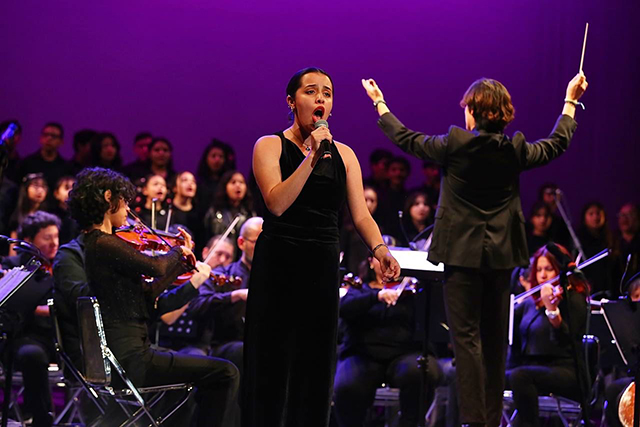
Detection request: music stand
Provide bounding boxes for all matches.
[0,262,45,427]
[601,299,640,427]
[389,247,444,427]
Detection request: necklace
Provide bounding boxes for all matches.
[287,131,311,152]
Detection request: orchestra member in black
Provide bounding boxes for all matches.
[66,167,238,427]
[245,68,400,427]
[333,255,442,427]
[506,245,589,427]
[189,216,262,375]
[362,72,588,427]
[1,211,60,427]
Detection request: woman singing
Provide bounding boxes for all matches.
[67,167,239,427]
[244,67,400,427]
[362,73,588,427]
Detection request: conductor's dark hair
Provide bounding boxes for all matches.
[286,67,334,120]
[18,211,61,240]
[67,167,136,230]
[460,78,515,132]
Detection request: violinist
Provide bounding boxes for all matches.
[0,211,60,427]
[66,167,239,427]
[506,244,590,427]
[333,256,442,427]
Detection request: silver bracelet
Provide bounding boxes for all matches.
[545,307,560,319]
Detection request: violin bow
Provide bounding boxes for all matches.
[513,248,609,305]
[202,215,241,265]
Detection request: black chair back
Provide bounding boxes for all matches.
[77,296,111,385]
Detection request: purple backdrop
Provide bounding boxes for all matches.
[2,0,639,225]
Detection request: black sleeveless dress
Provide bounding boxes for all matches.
[243,132,347,427]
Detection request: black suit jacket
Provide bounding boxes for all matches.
[377,113,577,269]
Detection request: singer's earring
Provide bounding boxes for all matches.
[329,113,332,117]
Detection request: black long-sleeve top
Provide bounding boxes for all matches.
[508,289,587,368]
[188,259,249,346]
[339,283,421,362]
[83,229,188,325]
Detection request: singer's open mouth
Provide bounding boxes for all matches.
[312,107,324,122]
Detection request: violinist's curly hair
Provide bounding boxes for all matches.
[460,78,515,132]
[67,167,136,230]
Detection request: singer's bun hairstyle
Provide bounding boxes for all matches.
[286,67,334,120]
[460,78,515,133]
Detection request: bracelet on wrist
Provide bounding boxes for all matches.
[564,98,585,110]
[545,307,560,319]
[373,99,387,110]
[372,243,388,255]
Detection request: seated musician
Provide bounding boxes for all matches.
[506,244,590,427]
[333,255,442,427]
[65,167,238,427]
[189,216,262,375]
[1,211,60,427]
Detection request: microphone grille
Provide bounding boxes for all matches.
[314,120,329,129]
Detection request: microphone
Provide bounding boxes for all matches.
[314,120,332,160]
[1,123,18,145]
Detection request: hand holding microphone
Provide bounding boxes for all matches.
[313,120,332,160]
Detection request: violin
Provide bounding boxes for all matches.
[115,224,185,253]
[382,276,418,294]
[341,273,363,288]
[118,210,243,287]
[513,249,608,308]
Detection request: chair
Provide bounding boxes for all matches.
[503,334,601,427]
[76,296,193,427]
[48,297,107,425]
[370,383,442,427]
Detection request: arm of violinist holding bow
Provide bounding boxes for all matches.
[156,261,212,325]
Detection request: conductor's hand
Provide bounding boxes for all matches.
[378,288,400,307]
[566,72,588,102]
[190,261,211,289]
[361,78,385,103]
[376,249,401,283]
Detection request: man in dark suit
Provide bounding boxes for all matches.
[362,73,588,427]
